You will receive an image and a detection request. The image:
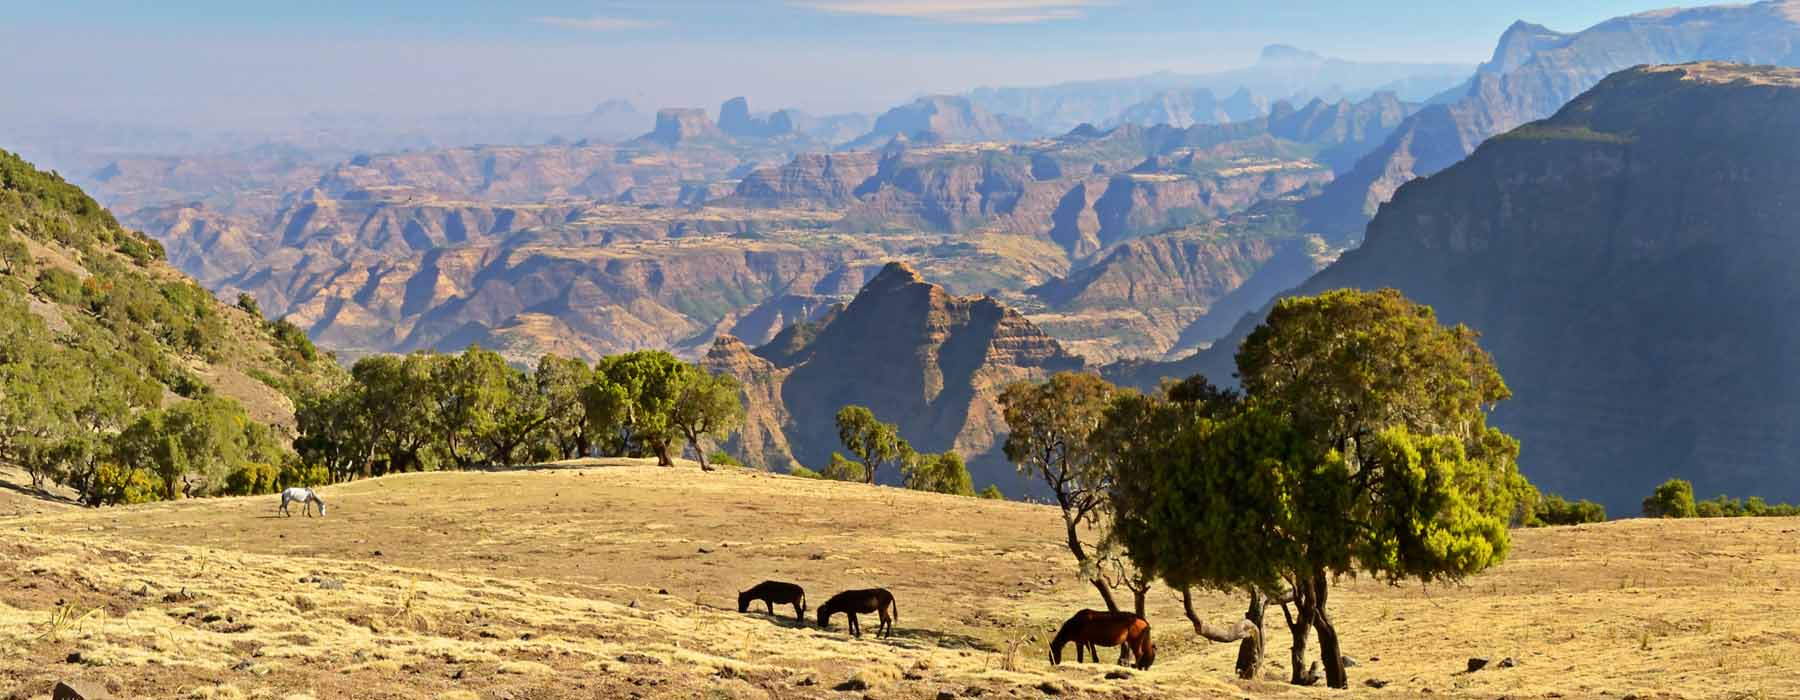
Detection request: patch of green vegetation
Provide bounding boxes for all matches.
[1497,124,1635,144]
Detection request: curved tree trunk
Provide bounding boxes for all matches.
[1312,573,1348,689]
[1064,517,1118,612]
[688,431,712,471]
[654,440,674,467]
[1181,587,1260,648]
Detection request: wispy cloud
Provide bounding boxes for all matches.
[527,15,662,31]
[790,0,1106,25]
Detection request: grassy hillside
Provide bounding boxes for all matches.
[3,463,1796,698]
[0,149,344,428]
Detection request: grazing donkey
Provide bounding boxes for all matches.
[817,588,897,638]
[1049,609,1155,669]
[278,487,327,518]
[738,580,807,622]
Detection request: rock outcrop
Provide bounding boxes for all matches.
[709,262,1082,490]
[1119,63,1800,511]
[641,108,727,148]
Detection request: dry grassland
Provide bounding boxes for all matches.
[3,460,1799,699]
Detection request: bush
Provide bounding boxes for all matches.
[821,452,866,482]
[1534,494,1607,525]
[787,464,823,479]
[978,485,1005,500]
[708,451,743,468]
[87,463,161,506]
[222,462,280,496]
[34,267,82,304]
[902,451,975,496]
[278,461,330,489]
[1643,478,1697,518]
[235,293,263,319]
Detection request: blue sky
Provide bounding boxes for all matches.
[1,1,1681,126]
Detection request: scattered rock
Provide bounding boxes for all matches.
[834,678,869,692]
[809,552,826,560]
[1467,657,1490,673]
[904,670,925,681]
[657,588,670,595]
[1298,661,1322,686]
[1035,681,1063,695]
[616,653,663,665]
[161,588,198,603]
[1341,655,1360,667]
[1364,679,1389,689]
[372,550,383,557]
[232,660,254,672]
[1104,670,1131,680]
[291,595,318,612]
[936,692,956,700]
[63,651,85,665]
[698,547,714,554]
[961,688,986,698]
[52,680,108,700]
[627,599,640,609]
[1498,657,1517,668]
[450,668,465,680]
[715,666,741,680]
[795,677,816,687]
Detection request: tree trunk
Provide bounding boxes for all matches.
[1312,574,1348,689]
[654,440,674,467]
[1235,589,1267,680]
[690,432,712,471]
[1063,516,1118,612]
[1180,587,1260,649]
[575,434,591,460]
[1283,601,1314,685]
[1132,586,1148,618]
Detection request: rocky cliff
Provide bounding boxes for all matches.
[707,262,1082,491]
[1120,63,1800,511]
[1301,1,1800,238]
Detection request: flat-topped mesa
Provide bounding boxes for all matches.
[645,108,725,147]
[726,151,881,209]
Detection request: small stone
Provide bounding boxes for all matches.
[698,547,714,554]
[795,677,816,687]
[961,688,986,698]
[232,660,254,672]
[616,653,663,665]
[657,588,670,595]
[316,578,344,591]
[64,651,84,665]
[372,550,383,557]
[1341,655,1360,667]
[716,666,741,679]
[1364,679,1389,689]
[1467,657,1490,673]
[809,552,826,560]
[450,668,465,680]
[904,671,925,680]
[1104,670,1131,680]
[1498,657,1517,668]
[53,680,110,700]
[936,692,956,700]
[1035,681,1063,695]
[834,678,869,691]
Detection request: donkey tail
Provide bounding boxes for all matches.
[890,596,898,625]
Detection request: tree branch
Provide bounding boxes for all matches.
[1182,587,1259,644]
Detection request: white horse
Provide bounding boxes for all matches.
[278,487,327,518]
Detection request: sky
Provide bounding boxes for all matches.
[0,0,1683,128]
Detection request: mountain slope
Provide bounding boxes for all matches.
[0,149,345,432]
[1116,63,1800,512]
[1301,1,1800,238]
[706,262,1082,491]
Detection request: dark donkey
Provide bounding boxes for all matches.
[817,588,898,638]
[1049,609,1155,670]
[738,580,807,622]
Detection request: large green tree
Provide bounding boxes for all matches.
[536,355,595,460]
[1111,289,1527,689]
[586,351,688,465]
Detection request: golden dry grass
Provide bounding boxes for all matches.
[3,461,1799,698]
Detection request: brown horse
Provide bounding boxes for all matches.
[1049,609,1154,669]
[817,588,898,638]
[738,580,807,622]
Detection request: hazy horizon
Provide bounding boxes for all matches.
[3,0,1678,134]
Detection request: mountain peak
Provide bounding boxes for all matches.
[1258,44,1326,64]
[866,261,926,290]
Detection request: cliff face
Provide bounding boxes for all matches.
[1301,1,1800,238]
[708,262,1082,490]
[1124,63,1800,511]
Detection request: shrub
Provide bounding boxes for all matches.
[235,293,263,319]
[708,451,743,468]
[34,267,82,304]
[787,464,823,479]
[978,485,1005,500]
[278,461,330,489]
[1643,478,1698,518]
[902,451,975,496]
[223,462,280,496]
[821,452,866,482]
[87,463,161,506]
[1534,494,1607,525]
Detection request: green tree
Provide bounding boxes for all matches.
[1534,494,1607,525]
[834,405,905,484]
[430,346,515,470]
[535,355,595,460]
[978,485,1005,500]
[585,351,687,465]
[1643,478,1698,518]
[1113,289,1525,689]
[902,450,975,496]
[481,359,549,468]
[999,371,1125,613]
[670,370,744,471]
